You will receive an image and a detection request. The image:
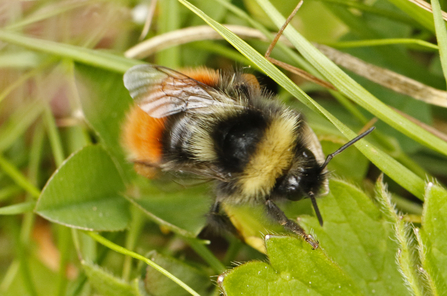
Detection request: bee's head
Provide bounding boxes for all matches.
[276,148,327,201]
[273,126,376,227]
[273,147,327,226]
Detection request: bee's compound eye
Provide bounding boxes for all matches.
[286,176,300,192]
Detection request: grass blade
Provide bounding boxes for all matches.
[0,30,140,73]
[431,0,447,83]
[255,0,447,158]
[87,232,201,296]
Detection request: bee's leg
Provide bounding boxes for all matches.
[206,201,238,236]
[265,199,319,249]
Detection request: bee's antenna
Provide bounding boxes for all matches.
[310,193,324,226]
[320,127,375,170]
[311,127,375,227]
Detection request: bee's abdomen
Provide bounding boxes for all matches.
[122,106,166,165]
[161,114,198,163]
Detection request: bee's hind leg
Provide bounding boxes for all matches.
[265,199,319,249]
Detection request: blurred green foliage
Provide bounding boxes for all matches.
[0,0,447,295]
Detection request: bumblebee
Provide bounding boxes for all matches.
[122,64,374,248]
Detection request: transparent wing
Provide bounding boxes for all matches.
[123,64,242,118]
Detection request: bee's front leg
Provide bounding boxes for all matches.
[265,199,319,249]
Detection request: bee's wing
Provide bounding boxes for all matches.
[124,64,242,118]
[134,160,230,183]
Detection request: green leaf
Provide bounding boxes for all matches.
[219,235,361,296]
[420,182,447,294]
[129,182,210,237]
[221,179,409,295]
[35,145,129,231]
[82,261,139,296]
[75,63,135,180]
[300,179,408,295]
[143,251,212,296]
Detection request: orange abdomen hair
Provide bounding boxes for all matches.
[122,106,166,165]
[182,67,219,86]
[122,68,219,168]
